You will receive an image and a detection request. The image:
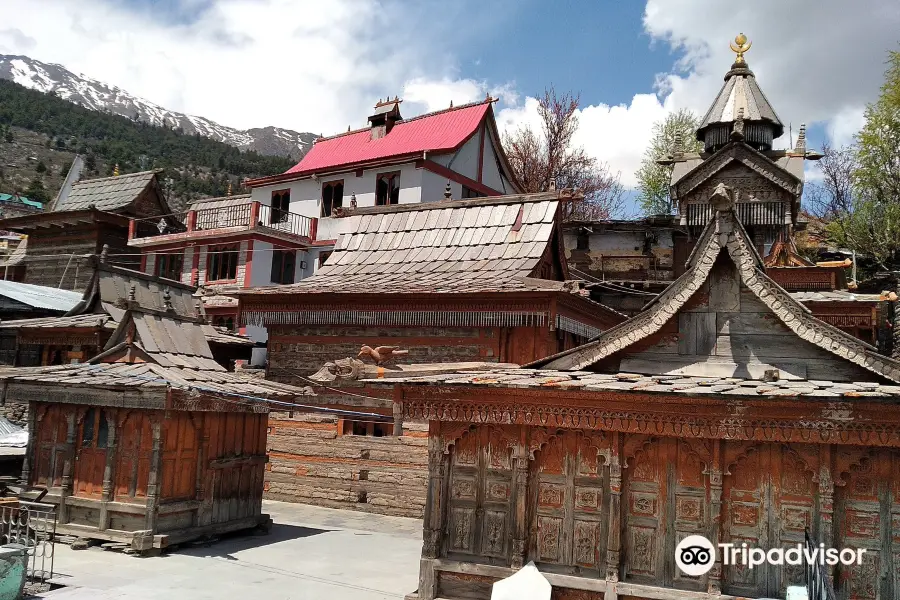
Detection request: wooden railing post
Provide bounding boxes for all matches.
[249,201,261,227]
[186,210,197,232]
[128,219,137,240]
[309,217,318,241]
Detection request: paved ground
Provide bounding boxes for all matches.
[37,501,422,600]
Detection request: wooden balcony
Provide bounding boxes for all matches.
[127,201,317,247]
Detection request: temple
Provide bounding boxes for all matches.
[382,36,892,600]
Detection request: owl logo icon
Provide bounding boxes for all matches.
[676,535,715,576]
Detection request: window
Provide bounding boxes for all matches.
[271,189,290,224]
[342,419,393,437]
[321,180,344,217]
[461,185,485,199]
[81,408,109,449]
[207,244,239,281]
[576,232,590,250]
[318,250,333,268]
[214,316,235,330]
[156,252,184,281]
[271,249,296,284]
[375,172,400,205]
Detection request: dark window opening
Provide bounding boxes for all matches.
[214,316,235,330]
[156,252,184,281]
[271,249,296,284]
[207,244,239,281]
[318,250,333,268]
[82,408,95,445]
[461,185,484,199]
[576,232,590,250]
[321,180,344,217]
[271,189,290,224]
[343,419,393,437]
[375,172,400,205]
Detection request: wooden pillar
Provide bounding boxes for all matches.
[19,399,36,486]
[706,440,724,595]
[392,387,403,437]
[144,418,163,533]
[195,415,211,527]
[818,444,835,549]
[605,431,623,584]
[510,435,529,569]
[419,431,449,600]
[98,412,118,531]
[58,410,78,525]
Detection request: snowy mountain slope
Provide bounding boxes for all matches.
[0,55,316,159]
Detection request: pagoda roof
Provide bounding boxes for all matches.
[697,60,784,141]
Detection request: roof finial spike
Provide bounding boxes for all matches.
[350,192,357,208]
[100,244,110,264]
[548,177,557,191]
[444,181,452,200]
[729,32,752,65]
[795,123,807,154]
[113,163,120,177]
[449,100,453,108]
[226,181,232,197]
[348,125,351,132]
[128,284,136,302]
[163,287,173,311]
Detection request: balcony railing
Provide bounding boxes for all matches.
[129,201,317,243]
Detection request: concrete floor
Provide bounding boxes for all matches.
[36,501,423,600]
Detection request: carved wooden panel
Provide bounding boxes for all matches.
[835,449,900,600]
[722,443,817,598]
[115,411,152,500]
[73,407,110,499]
[529,430,608,575]
[445,426,514,563]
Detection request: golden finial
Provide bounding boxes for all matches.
[113,163,120,177]
[227,181,232,197]
[730,33,752,64]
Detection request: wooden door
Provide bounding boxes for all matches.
[722,443,817,597]
[835,450,900,600]
[115,412,153,501]
[623,437,708,591]
[33,405,68,488]
[445,426,514,564]
[161,413,199,501]
[530,431,608,575]
[74,408,109,498]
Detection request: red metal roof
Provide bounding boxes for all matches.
[285,101,492,175]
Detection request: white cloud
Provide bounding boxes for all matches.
[0,0,486,135]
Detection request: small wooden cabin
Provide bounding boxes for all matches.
[3,300,312,551]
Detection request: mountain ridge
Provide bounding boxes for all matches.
[0,54,316,160]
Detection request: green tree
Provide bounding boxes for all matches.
[84,154,97,172]
[826,49,900,270]
[4,130,12,143]
[635,109,703,215]
[25,178,50,204]
[35,160,47,174]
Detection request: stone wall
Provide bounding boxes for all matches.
[0,399,27,427]
[267,324,500,378]
[264,412,428,518]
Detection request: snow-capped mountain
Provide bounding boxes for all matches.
[0,55,316,159]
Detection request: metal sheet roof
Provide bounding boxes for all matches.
[0,280,83,311]
[285,101,491,175]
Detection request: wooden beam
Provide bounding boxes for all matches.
[416,159,501,197]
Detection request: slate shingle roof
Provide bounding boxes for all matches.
[697,62,783,140]
[243,192,564,295]
[57,170,161,212]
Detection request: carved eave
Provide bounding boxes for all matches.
[671,142,802,204]
[533,207,900,383]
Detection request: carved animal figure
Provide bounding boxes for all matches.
[358,345,409,365]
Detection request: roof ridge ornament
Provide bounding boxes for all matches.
[729,33,751,64]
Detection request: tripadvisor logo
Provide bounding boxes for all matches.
[675,535,867,577]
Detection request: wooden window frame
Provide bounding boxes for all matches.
[461,185,485,199]
[156,252,184,281]
[271,189,290,224]
[321,180,344,217]
[206,244,240,283]
[214,315,236,330]
[270,249,296,284]
[375,171,401,206]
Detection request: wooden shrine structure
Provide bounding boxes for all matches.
[1,293,313,551]
[391,183,900,600]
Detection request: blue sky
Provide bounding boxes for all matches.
[1,0,899,206]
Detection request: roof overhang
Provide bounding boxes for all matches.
[0,209,130,233]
